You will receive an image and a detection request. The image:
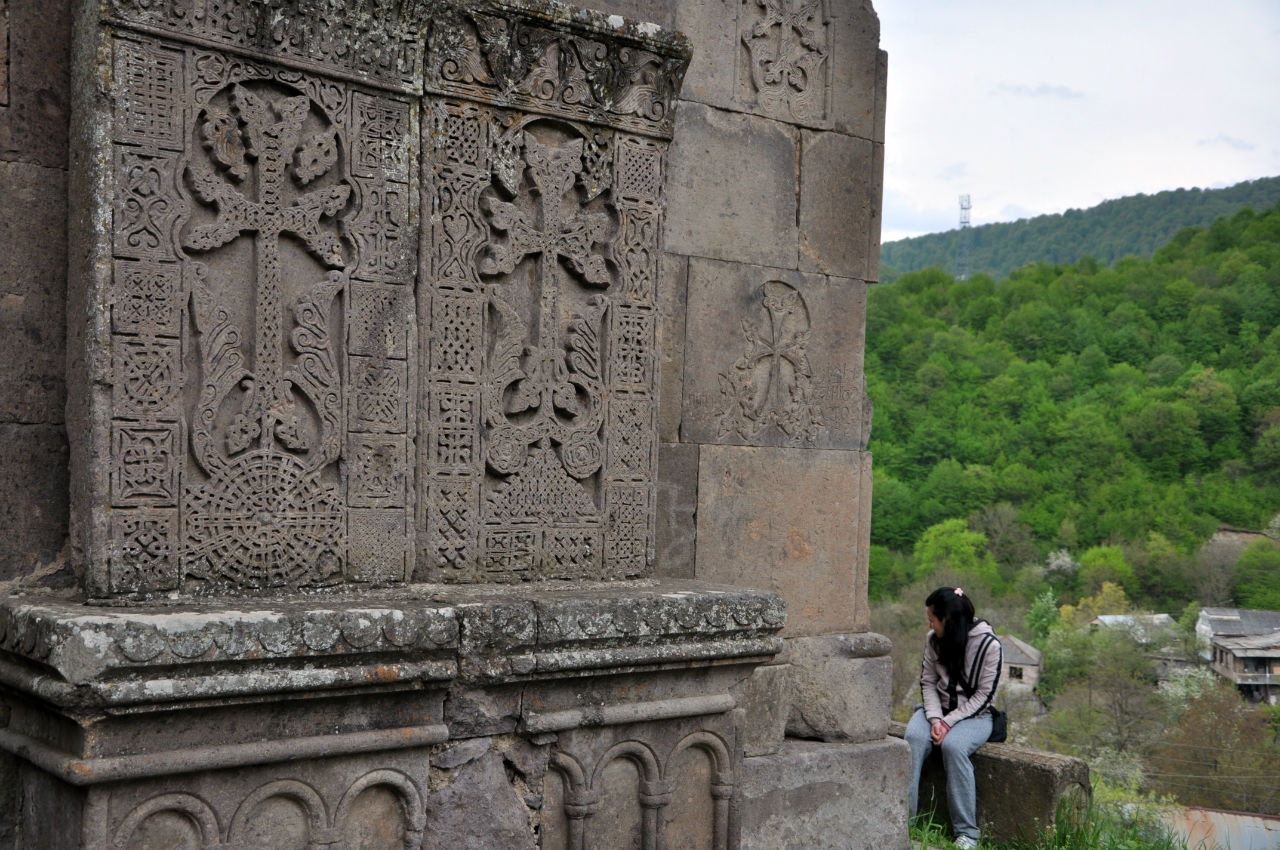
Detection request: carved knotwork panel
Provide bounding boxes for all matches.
[97,30,418,596]
[420,101,666,583]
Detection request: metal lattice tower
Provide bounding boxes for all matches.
[957,194,972,280]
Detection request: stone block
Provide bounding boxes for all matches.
[0,424,68,583]
[673,0,738,110]
[897,725,1091,846]
[0,0,71,167]
[738,738,911,850]
[655,441,698,580]
[664,102,798,269]
[682,259,868,450]
[827,0,883,140]
[799,131,876,280]
[695,447,871,636]
[0,747,16,850]
[732,662,791,757]
[658,252,689,443]
[710,0,881,138]
[426,750,537,850]
[0,161,67,425]
[786,633,891,743]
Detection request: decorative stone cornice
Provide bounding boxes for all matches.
[0,581,783,705]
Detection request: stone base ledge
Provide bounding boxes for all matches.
[0,579,784,707]
[889,722,1091,844]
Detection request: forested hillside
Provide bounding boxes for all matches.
[867,203,1280,613]
[881,176,1280,282]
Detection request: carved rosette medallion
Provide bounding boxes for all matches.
[421,6,688,582]
[93,17,419,596]
[717,281,823,445]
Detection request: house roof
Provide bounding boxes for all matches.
[1198,608,1280,637]
[1213,631,1280,656]
[1000,634,1042,666]
[1089,614,1176,643]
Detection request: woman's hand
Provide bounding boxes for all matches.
[930,720,950,745]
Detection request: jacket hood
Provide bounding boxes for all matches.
[968,619,996,639]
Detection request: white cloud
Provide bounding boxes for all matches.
[994,83,1085,100]
[1198,134,1257,152]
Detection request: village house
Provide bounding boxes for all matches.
[1211,632,1280,705]
[1000,633,1042,690]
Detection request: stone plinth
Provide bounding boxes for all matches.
[738,738,911,850]
[0,580,783,848]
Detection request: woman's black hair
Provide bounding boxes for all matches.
[926,586,977,688]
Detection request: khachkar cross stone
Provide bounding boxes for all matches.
[478,131,613,580]
[78,11,420,598]
[421,3,688,583]
[181,83,351,590]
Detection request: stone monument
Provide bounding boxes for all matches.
[0,0,904,847]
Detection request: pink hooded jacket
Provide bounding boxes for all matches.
[920,619,1002,729]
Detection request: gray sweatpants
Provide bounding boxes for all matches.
[905,706,993,842]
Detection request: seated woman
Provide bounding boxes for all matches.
[905,586,1002,849]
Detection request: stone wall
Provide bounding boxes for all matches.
[0,0,73,583]
[0,0,903,847]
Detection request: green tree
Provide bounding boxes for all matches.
[1234,538,1280,609]
[911,519,999,587]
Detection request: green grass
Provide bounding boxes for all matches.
[910,804,1194,850]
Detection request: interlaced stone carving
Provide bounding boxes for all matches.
[113,338,182,418]
[178,77,354,590]
[427,6,687,137]
[112,424,180,506]
[740,0,831,124]
[422,26,681,581]
[85,17,418,595]
[717,281,823,445]
[112,261,182,336]
[107,0,424,89]
[115,149,180,261]
[110,509,179,592]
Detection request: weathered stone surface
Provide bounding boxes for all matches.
[426,750,537,850]
[826,0,883,140]
[786,633,891,743]
[868,141,885,281]
[682,259,868,449]
[896,724,1091,845]
[655,442,698,580]
[874,48,889,145]
[732,662,791,757]
[0,424,69,583]
[586,0,676,28]
[678,0,882,139]
[0,161,67,425]
[695,446,870,636]
[664,102,798,269]
[658,252,689,443]
[799,131,876,279]
[445,685,523,738]
[0,0,71,167]
[738,738,911,850]
[673,0,738,110]
[0,747,16,850]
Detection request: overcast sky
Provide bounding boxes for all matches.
[875,0,1280,243]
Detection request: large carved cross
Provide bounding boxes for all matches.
[482,134,611,353]
[184,85,349,448]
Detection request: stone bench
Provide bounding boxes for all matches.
[889,722,1091,845]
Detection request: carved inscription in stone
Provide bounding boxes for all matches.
[738,0,832,125]
[92,24,418,596]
